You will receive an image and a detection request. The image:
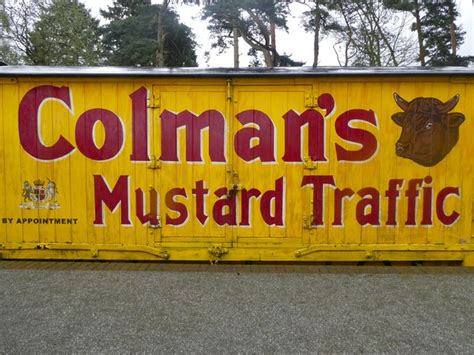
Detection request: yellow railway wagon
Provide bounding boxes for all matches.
[0,66,472,265]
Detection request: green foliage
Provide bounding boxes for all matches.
[202,0,289,67]
[330,0,417,67]
[279,53,305,67]
[29,0,103,65]
[423,0,465,66]
[0,0,47,64]
[101,0,151,20]
[384,0,468,66]
[301,0,337,35]
[101,2,197,67]
[0,43,20,64]
[299,0,340,66]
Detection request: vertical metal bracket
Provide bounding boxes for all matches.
[208,244,229,264]
[226,79,232,101]
[305,92,317,108]
[228,171,243,197]
[303,157,317,170]
[148,217,162,229]
[303,215,314,229]
[147,155,161,169]
[148,94,160,109]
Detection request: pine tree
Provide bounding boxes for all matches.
[384,0,469,66]
[423,0,465,66]
[29,0,103,65]
[300,0,338,67]
[101,1,197,67]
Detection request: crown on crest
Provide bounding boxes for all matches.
[34,179,44,186]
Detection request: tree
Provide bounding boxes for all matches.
[279,53,305,67]
[330,0,417,67]
[154,1,216,66]
[202,0,290,68]
[28,0,102,65]
[384,0,426,65]
[385,0,468,66]
[423,0,465,66]
[202,0,241,67]
[0,0,46,64]
[101,1,197,67]
[0,0,18,64]
[299,0,338,67]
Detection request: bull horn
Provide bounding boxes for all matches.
[439,94,460,113]
[393,92,409,111]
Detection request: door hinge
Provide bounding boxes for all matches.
[148,94,160,109]
[305,93,317,108]
[303,215,315,229]
[208,244,229,264]
[303,157,318,170]
[226,79,232,101]
[227,171,243,198]
[147,155,161,169]
[148,216,161,229]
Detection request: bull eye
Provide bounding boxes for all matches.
[425,122,433,130]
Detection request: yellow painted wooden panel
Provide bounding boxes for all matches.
[0,75,471,263]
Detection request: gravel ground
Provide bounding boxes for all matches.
[0,262,473,354]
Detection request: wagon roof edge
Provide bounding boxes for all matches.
[0,65,473,77]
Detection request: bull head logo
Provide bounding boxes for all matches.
[391,93,465,167]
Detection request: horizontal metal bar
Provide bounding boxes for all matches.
[0,65,473,78]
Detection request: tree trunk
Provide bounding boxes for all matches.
[270,21,277,67]
[413,2,425,66]
[233,25,239,68]
[263,49,273,68]
[447,2,457,56]
[156,0,169,67]
[312,0,321,67]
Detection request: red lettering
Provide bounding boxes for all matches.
[385,179,404,226]
[165,188,188,225]
[135,187,159,225]
[213,188,237,226]
[260,177,285,226]
[234,110,275,162]
[335,109,378,161]
[130,87,150,162]
[192,180,209,225]
[282,109,327,162]
[317,93,335,115]
[405,179,423,226]
[93,175,131,225]
[421,176,433,225]
[333,188,354,226]
[301,175,336,226]
[160,110,226,162]
[436,187,460,225]
[240,188,261,226]
[19,85,75,160]
[356,187,380,226]
[75,109,124,160]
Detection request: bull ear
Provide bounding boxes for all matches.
[443,112,465,127]
[391,112,405,126]
[393,92,409,111]
[439,94,460,113]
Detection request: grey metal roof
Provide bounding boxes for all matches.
[0,65,473,77]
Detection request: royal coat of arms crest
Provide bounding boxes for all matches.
[20,179,60,209]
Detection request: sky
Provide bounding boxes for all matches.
[83,0,474,68]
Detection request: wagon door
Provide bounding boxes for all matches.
[152,83,231,252]
[230,83,316,253]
